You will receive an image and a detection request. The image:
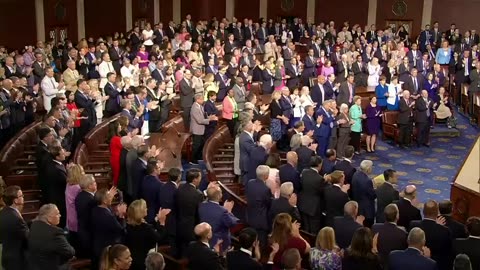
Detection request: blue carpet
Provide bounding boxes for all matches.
[354,110,480,204]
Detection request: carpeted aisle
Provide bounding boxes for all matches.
[354,112,480,204]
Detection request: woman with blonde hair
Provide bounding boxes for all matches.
[203,73,219,100]
[367,57,382,87]
[65,164,85,249]
[125,199,169,270]
[88,79,106,125]
[269,213,310,269]
[310,227,342,270]
[274,57,287,91]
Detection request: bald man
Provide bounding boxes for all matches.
[279,151,301,192]
[395,185,422,229]
[185,222,224,270]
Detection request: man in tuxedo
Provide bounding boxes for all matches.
[333,145,356,184]
[415,90,433,147]
[395,185,422,229]
[324,170,350,227]
[389,228,437,270]
[454,217,480,270]
[175,168,205,257]
[337,74,355,107]
[376,169,400,223]
[298,156,327,234]
[372,204,408,267]
[269,182,301,224]
[190,93,218,163]
[398,90,415,148]
[199,185,239,253]
[410,200,453,270]
[245,165,273,248]
[75,174,97,258]
[0,185,29,270]
[439,200,467,239]
[180,70,194,129]
[351,55,368,87]
[333,201,364,249]
[278,151,301,192]
[351,160,376,227]
[245,134,272,181]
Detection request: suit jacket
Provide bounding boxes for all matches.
[443,216,467,239]
[415,97,433,123]
[158,181,178,234]
[151,68,166,83]
[186,241,225,270]
[295,145,315,173]
[246,146,268,181]
[125,222,168,270]
[233,84,247,109]
[298,168,326,217]
[27,220,75,270]
[0,207,29,270]
[333,159,356,184]
[199,201,239,252]
[398,98,413,125]
[403,76,424,96]
[246,178,272,230]
[175,183,204,243]
[43,160,67,220]
[336,62,349,82]
[269,196,301,224]
[104,82,122,113]
[315,106,335,138]
[372,222,408,267]
[261,69,274,94]
[285,62,300,89]
[337,81,355,107]
[131,158,147,199]
[226,250,263,270]
[334,216,362,249]
[120,109,141,132]
[389,248,438,270]
[239,131,258,174]
[32,61,46,84]
[74,90,97,131]
[395,198,421,229]
[302,56,317,79]
[453,237,480,270]
[324,184,350,226]
[311,83,326,108]
[75,190,96,255]
[145,88,161,121]
[278,163,301,192]
[351,171,376,219]
[141,174,164,223]
[180,79,194,108]
[410,219,452,270]
[323,81,336,100]
[190,102,210,135]
[90,206,126,257]
[375,182,400,223]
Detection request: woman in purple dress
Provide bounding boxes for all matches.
[136,45,149,69]
[365,96,383,153]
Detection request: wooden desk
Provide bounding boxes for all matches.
[146,129,190,173]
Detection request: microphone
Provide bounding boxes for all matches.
[160,147,177,159]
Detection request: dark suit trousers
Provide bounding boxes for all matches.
[192,134,205,163]
[226,118,237,138]
[301,212,322,235]
[316,136,330,157]
[182,107,191,130]
[328,127,338,149]
[148,119,162,133]
[416,122,430,145]
[398,122,413,146]
[350,131,361,152]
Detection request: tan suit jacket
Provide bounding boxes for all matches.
[62,68,81,91]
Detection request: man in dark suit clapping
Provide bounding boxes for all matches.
[75,174,97,258]
[269,182,301,225]
[44,145,68,228]
[389,228,437,270]
[439,200,467,239]
[278,151,301,192]
[415,90,433,147]
[351,160,376,227]
[185,222,225,270]
[333,200,364,249]
[0,186,29,270]
[376,169,400,223]
[398,90,415,148]
[324,170,350,227]
[395,185,422,230]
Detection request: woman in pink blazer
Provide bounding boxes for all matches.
[222,88,238,137]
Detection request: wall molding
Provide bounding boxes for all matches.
[421,0,433,29]
[35,0,45,41]
[126,0,132,31]
[77,0,85,40]
[367,0,377,26]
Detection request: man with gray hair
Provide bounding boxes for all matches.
[76,174,97,257]
[233,76,247,109]
[315,99,346,157]
[389,227,437,270]
[269,182,301,223]
[245,134,272,182]
[190,93,218,164]
[334,200,364,249]
[351,159,376,227]
[246,165,273,248]
[145,251,165,270]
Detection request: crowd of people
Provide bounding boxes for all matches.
[0,13,479,270]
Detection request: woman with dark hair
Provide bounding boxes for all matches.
[342,227,381,270]
[99,244,132,270]
[108,120,122,186]
[365,96,382,153]
[136,45,149,69]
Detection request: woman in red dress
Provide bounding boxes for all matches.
[108,120,122,186]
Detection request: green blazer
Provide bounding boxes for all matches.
[349,104,363,132]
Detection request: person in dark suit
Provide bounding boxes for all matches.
[261,66,275,94]
[239,122,260,184]
[333,201,363,249]
[302,49,317,86]
[403,69,424,97]
[74,79,97,136]
[120,99,142,132]
[269,182,301,224]
[245,165,273,248]
[215,66,232,101]
[333,146,356,184]
[245,134,271,182]
[301,105,317,135]
[372,204,408,268]
[151,61,166,83]
[140,159,164,223]
[35,127,54,204]
[204,91,219,139]
[351,160,376,227]
[376,169,400,223]
[199,186,239,253]
[28,204,75,270]
[109,40,123,74]
[453,216,480,270]
[226,227,279,270]
[311,75,327,108]
[185,222,225,270]
[180,70,195,128]
[75,174,97,258]
[90,188,127,266]
[145,79,162,133]
[410,200,453,270]
[43,145,68,228]
[131,145,149,199]
[415,90,433,147]
[336,74,355,107]
[321,149,338,175]
[158,168,181,250]
[439,200,467,239]
[285,58,301,89]
[32,53,46,84]
[295,135,317,173]
[315,100,344,157]
[351,55,368,87]
[398,90,415,148]
[278,151,301,192]
[104,72,123,117]
[324,170,350,227]
[396,185,422,230]
[298,156,326,234]
[389,227,438,270]
[175,168,205,257]
[0,186,29,270]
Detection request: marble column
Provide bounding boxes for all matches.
[77,0,86,40]
[367,0,377,26]
[126,0,132,31]
[421,0,434,28]
[35,0,45,41]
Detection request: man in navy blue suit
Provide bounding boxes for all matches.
[103,72,123,117]
[199,185,239,253]
[311,75,327,110]
[351,160,376,227]
[120,99,142,132]
[315,100,346,157]
[245,134,272,182]
[245,165,273,248]
[203,91,219,139]
[239,121,262,184]
[301,105,316,134]
[279,151,301,192]
[389,228,438,270]
[131,145,149,199]
[140,159,164,223]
